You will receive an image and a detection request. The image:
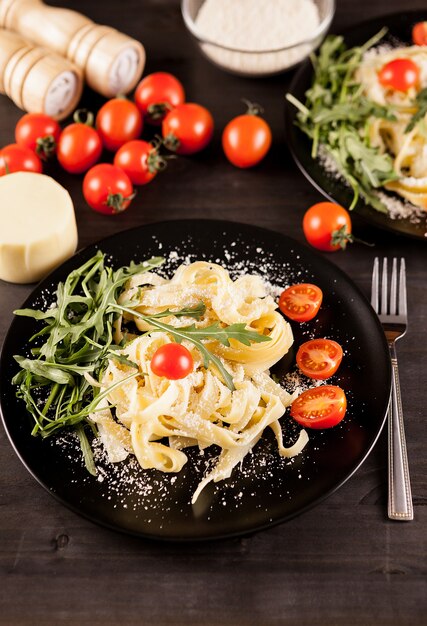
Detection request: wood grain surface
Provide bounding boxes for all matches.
[0,1,426,624]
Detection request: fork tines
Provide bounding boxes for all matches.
[371,257,407,319]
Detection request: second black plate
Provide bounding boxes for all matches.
[286,10,427,241]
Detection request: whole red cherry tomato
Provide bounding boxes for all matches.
[222,102,272,168]
[15,113,61,160]
[113,140,165,185]
[135,72,185,125]
[83,163,135,215]
[303,202,353,252]
[378,58,420,91]
[279,283,323,322]
[96,98,143,151]
[296,338,343,380]
[150,343,194,380]
[290,385,347,429]
[57,111,102,174]
[162,103,214,155]
[412,21,427,46]
[0,143,42,176]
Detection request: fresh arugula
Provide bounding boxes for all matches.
[286,28,400,213]
[405,88,427,132]
[13,251,164,444]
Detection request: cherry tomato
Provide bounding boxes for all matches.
[162,103,214,155]
[279,283,323,322]
[303,202,353,252]
[413,21,427,46]
[378,58,420,92]
[150,343,194,380]
[290,385,347,429]
[222,103,272,168]
[57,118,102,174]
[113,140,164,186]
[15,113,61,160]
[83,164,134,215]
[96,98,143,152]
[296,339,343,380]
[0,143,42,176]
[135,72,185,125]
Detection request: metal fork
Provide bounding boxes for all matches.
[371,257,413,521]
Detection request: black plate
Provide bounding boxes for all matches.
[286,10,427,241]
[0,220,391,541]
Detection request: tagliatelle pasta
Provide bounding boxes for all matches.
[357,45,427,210]
[89,261,308,503]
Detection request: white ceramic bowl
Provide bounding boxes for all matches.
[181,0,336,77]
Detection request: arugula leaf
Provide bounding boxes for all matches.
[145,302,207,320]
[108,352,139,369]
[76,424,97,476]
[13,355,93,385]
[405,88,427,132]
[174,321,270,348]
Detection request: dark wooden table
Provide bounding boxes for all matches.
[1,1,426,624]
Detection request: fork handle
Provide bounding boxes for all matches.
[388,345,413,521]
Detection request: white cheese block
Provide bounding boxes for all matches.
[0,172,78,284]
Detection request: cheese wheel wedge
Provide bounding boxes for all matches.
[0,172,78,283]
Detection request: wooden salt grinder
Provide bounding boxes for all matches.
[0,28,83,119]
[0,0,146,98]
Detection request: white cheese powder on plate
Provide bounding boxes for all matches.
[194,0,320,75]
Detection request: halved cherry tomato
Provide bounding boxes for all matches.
[412,21,427,46]
[303,202,353,252]
[290,385,347,429]
[96,98,143,152]
[15,113,61,160]
[135,72,185,125]
[57,114,102,174]
[150,343,194,380]
[222,103,272,168]
[279,283,323,322]
[296,338,343,380]
[113,140,165,186]
[0,143,42,176]
[162,103,214,155]
[83,163,134,215]
[378,58,420,92]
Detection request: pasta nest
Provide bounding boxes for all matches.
[90,261,308,503]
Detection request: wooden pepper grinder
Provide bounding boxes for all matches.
[0,28,83,119]
[0,0,146,98]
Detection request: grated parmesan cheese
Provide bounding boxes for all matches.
[194,0,320,75]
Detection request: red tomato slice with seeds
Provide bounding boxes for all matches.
[296,338,343,380]
[290,385,347,429]
[278,283,323,322]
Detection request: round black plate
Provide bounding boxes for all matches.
[286,10,427,241]
[0,220,391,541]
